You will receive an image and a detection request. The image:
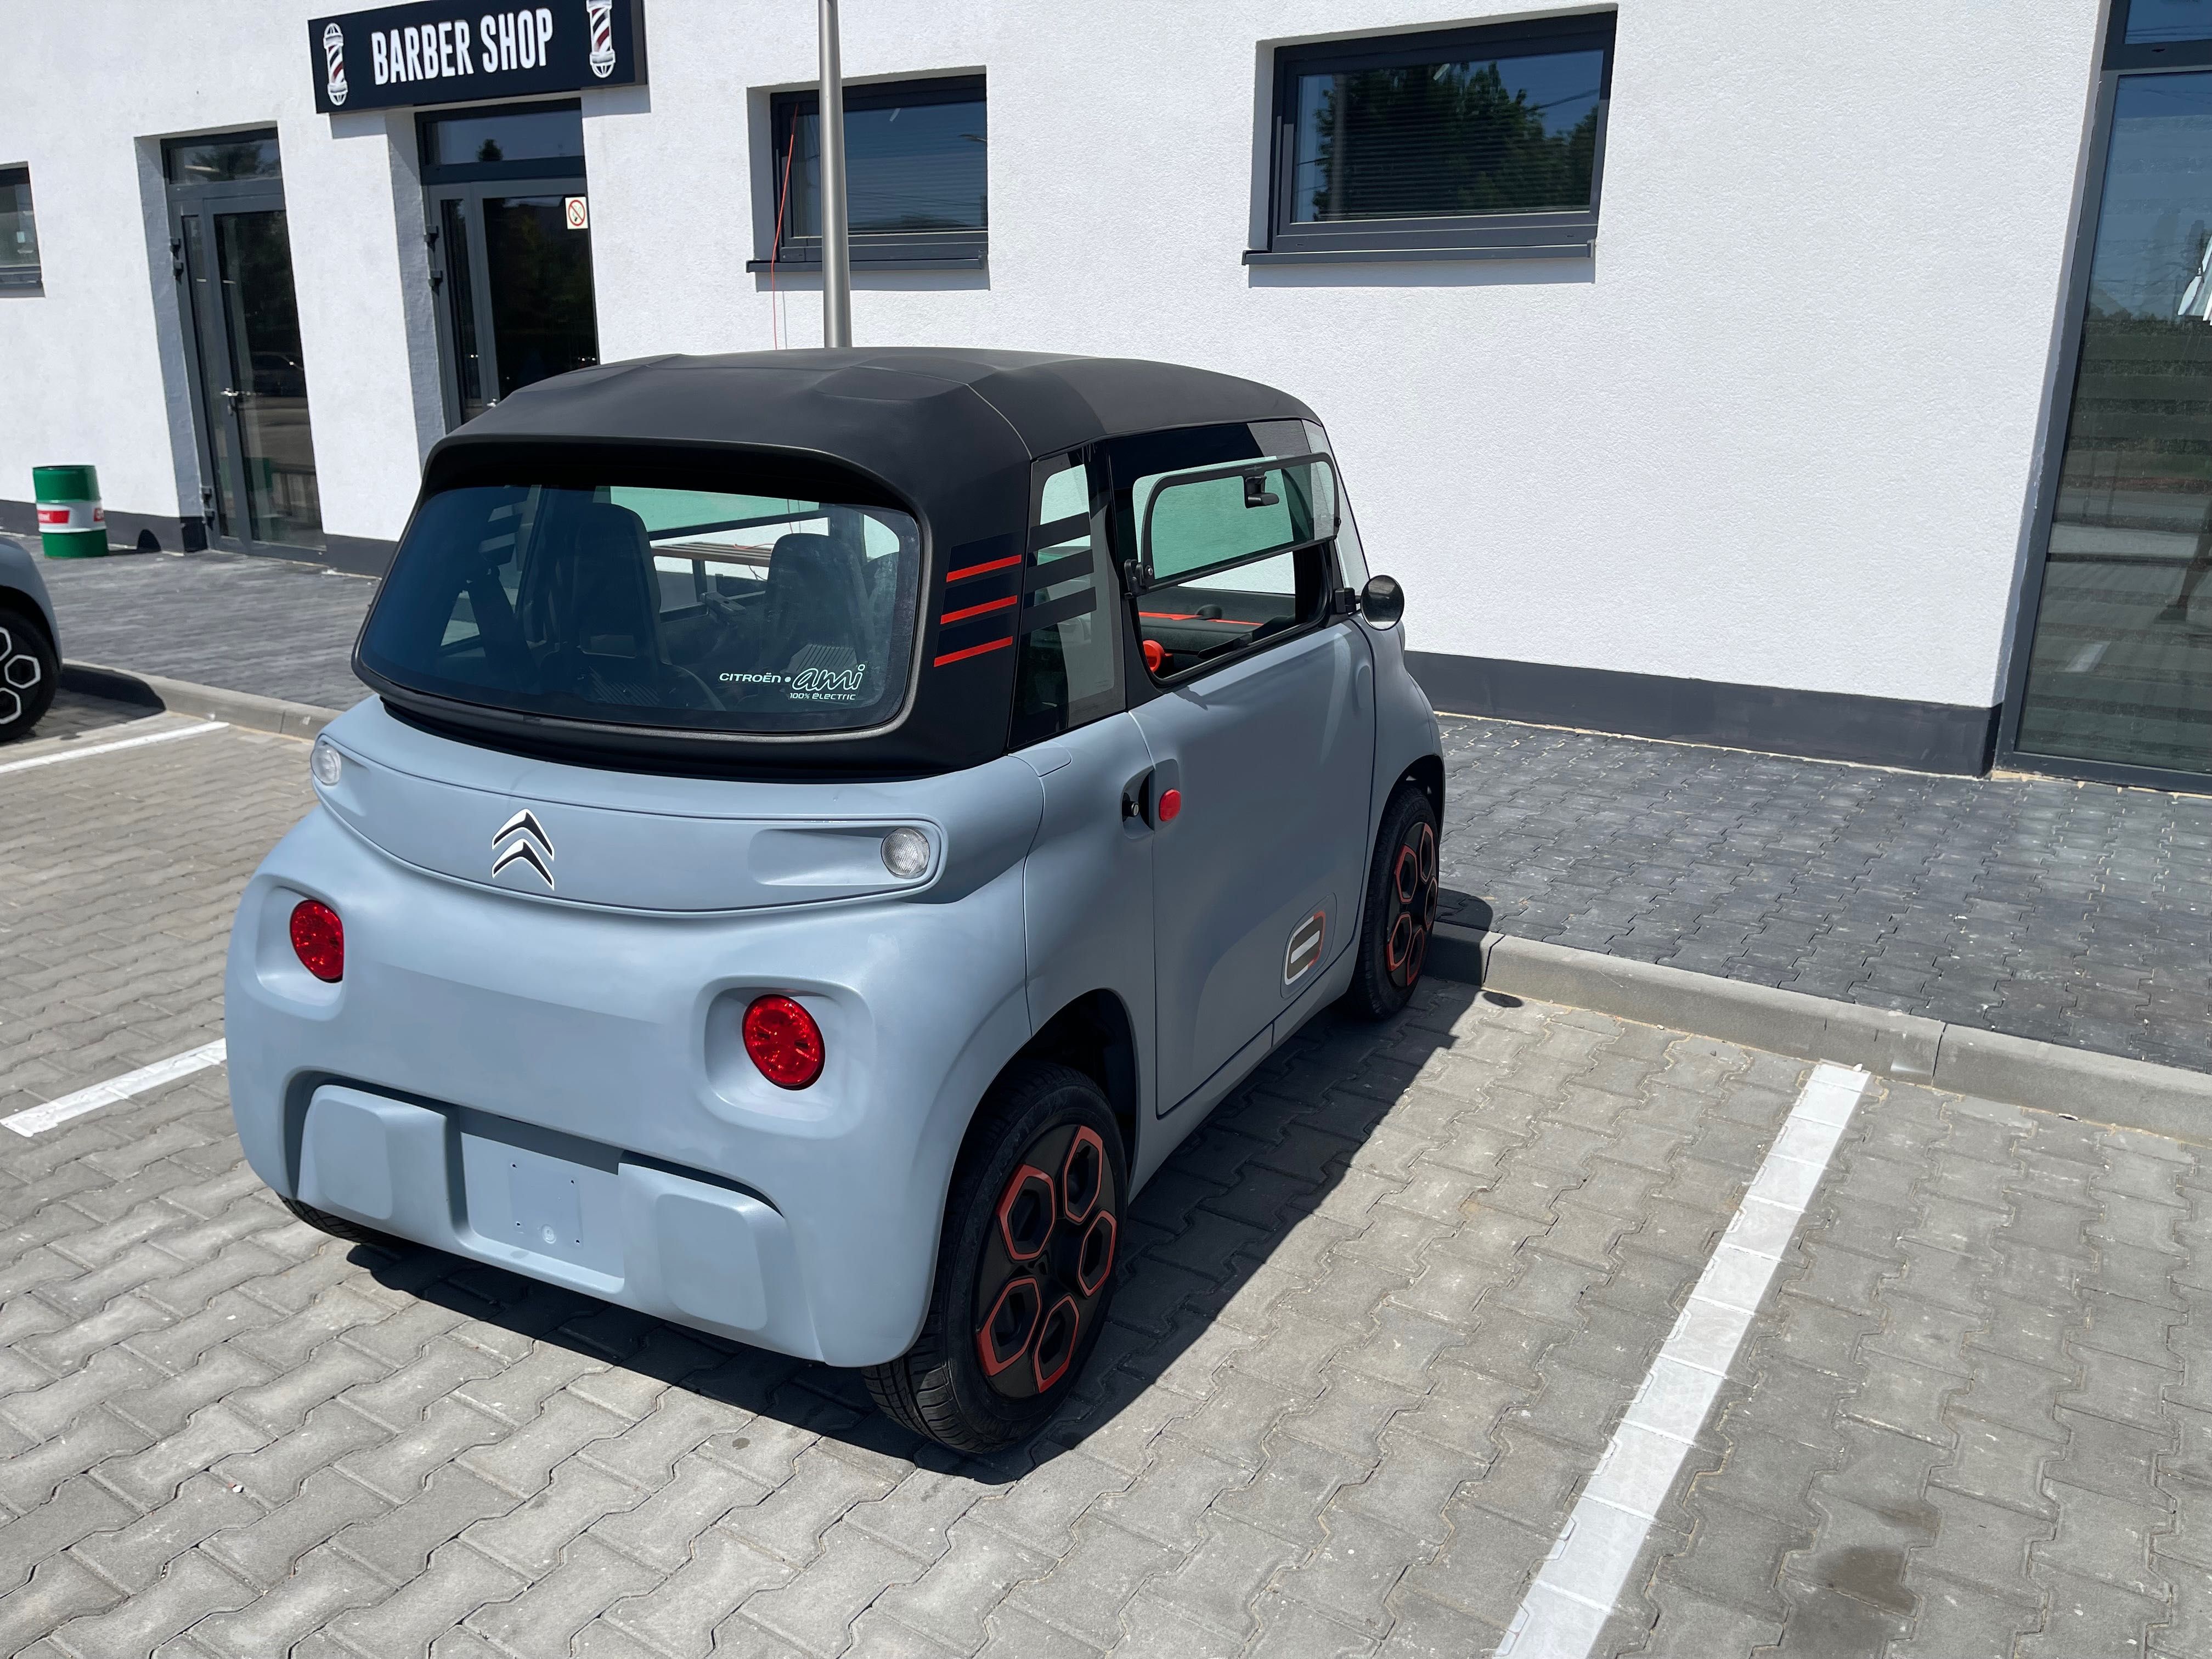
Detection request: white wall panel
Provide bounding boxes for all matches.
[0,1,2107,707]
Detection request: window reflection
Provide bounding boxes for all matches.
[770,78,987,257]
[2127,0,2212,45]
[1291,49,1604,221]
[2016,72,2212,776]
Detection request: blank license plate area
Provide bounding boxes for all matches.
[458,1126,621,1276]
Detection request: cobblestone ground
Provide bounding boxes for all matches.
[1436,716,2212,1077]
[23,545,2210,1075]
[11,691,167,749]
[2,727,2207,1656]
[33,550,375,715]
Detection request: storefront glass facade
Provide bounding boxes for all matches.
[2011,3,2212,784]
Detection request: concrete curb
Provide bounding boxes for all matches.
[1429,922,2212,1144]
[62,661,340,741]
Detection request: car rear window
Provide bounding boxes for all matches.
[360,481,921,733]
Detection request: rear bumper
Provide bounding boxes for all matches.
[225,805,1031,1366]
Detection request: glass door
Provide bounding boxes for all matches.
[421,104,599,430]
[2011,33,2212,782]
[167,134,324,553]
[429,185,599,425]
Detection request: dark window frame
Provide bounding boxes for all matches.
[751,74,987,271]
[0,165,40,292]
[417,100,586,185]
[1252,13,1615,266]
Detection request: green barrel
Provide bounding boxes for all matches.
[33,464,106,557]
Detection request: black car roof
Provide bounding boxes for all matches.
[433,347,1319,482]
[390,350,1323,778]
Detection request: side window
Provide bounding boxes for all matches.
[1117,422,1336,683]
[1303,420,1368,588]
[1010,455,1120,746]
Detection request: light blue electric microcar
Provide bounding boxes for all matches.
[226,349,1443,1449]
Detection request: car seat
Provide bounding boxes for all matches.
[539,501,712,709]
[759,531,871,679]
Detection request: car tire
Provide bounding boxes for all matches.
[865,1060,1127,1453]
[280,1194,407,1251]
[1343,781,1440,1021]
[0,601,59,744]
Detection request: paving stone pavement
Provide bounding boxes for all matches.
[31,548,376,716]
[1435,718,2212,1077]
[2,725,2208,1656]
[21,545,2211,1079]
[10,690,166,750]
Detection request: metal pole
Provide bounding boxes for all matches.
[817,0,852,348]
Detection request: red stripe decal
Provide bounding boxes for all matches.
[933,636,1014,667]
[946,554,1022,583]
[942,595,1018,624]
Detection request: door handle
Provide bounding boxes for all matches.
[221,387,245,406]
[1121,768,1154,827]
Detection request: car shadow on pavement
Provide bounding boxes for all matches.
[348,975,1483,1489]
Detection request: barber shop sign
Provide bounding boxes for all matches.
[308,0,643,114]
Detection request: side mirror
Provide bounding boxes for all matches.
[1359,574,1404,630]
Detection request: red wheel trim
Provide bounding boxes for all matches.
[995,1165,1057,1262]
[1386,913,1412,972]
[1032,1295,1080,1391]
[1417,822,1437,883]
[977,1275,1042,1377]
[1076,1210,1116,1296]
[1395,846,1418,905]
[1060,1126,1107,1224]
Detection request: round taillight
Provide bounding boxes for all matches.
[743,994,825,1089]
[289,899,344,983]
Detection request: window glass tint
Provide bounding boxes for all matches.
[1012,459,1117,746]
[166,137,282,186]
[2015,70,2212,778]
[0,168,37,289]
[1113,422,1335,684]
[772,78,986,249]
[1138,456,1338,583]
[362,482,921,733]
[2128,0,2212,43]
[1291,46,1602,221]
[1302,421,1368,586]
[425,107,584,168]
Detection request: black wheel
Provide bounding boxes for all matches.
[0,602,58,744]
[865,1060,1126,1452]
[1344,782,1440,1020]
[280,1194,405,1250]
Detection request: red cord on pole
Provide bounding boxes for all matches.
[770,119,797,349]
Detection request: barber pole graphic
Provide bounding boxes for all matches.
[586,1,616,77]
[322,22,348,105]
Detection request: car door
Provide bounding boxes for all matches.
[1114,428,1376,1115]
[1012,452,1159,1116]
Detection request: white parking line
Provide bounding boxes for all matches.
[1496,1062,1873,1659]
[2,1041,229,1137]
[0,720,228,776]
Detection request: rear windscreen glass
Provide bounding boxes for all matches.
[360,482,921,733]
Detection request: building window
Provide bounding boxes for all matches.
[2123,0,2212,46]
[1,167,41,291]
[1257,14,1615,263]
[757,75,986,268]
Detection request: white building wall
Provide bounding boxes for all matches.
[0,1,2107,713]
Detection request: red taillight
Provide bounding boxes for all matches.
[743,994,825,1089]
[289,899,344,983]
